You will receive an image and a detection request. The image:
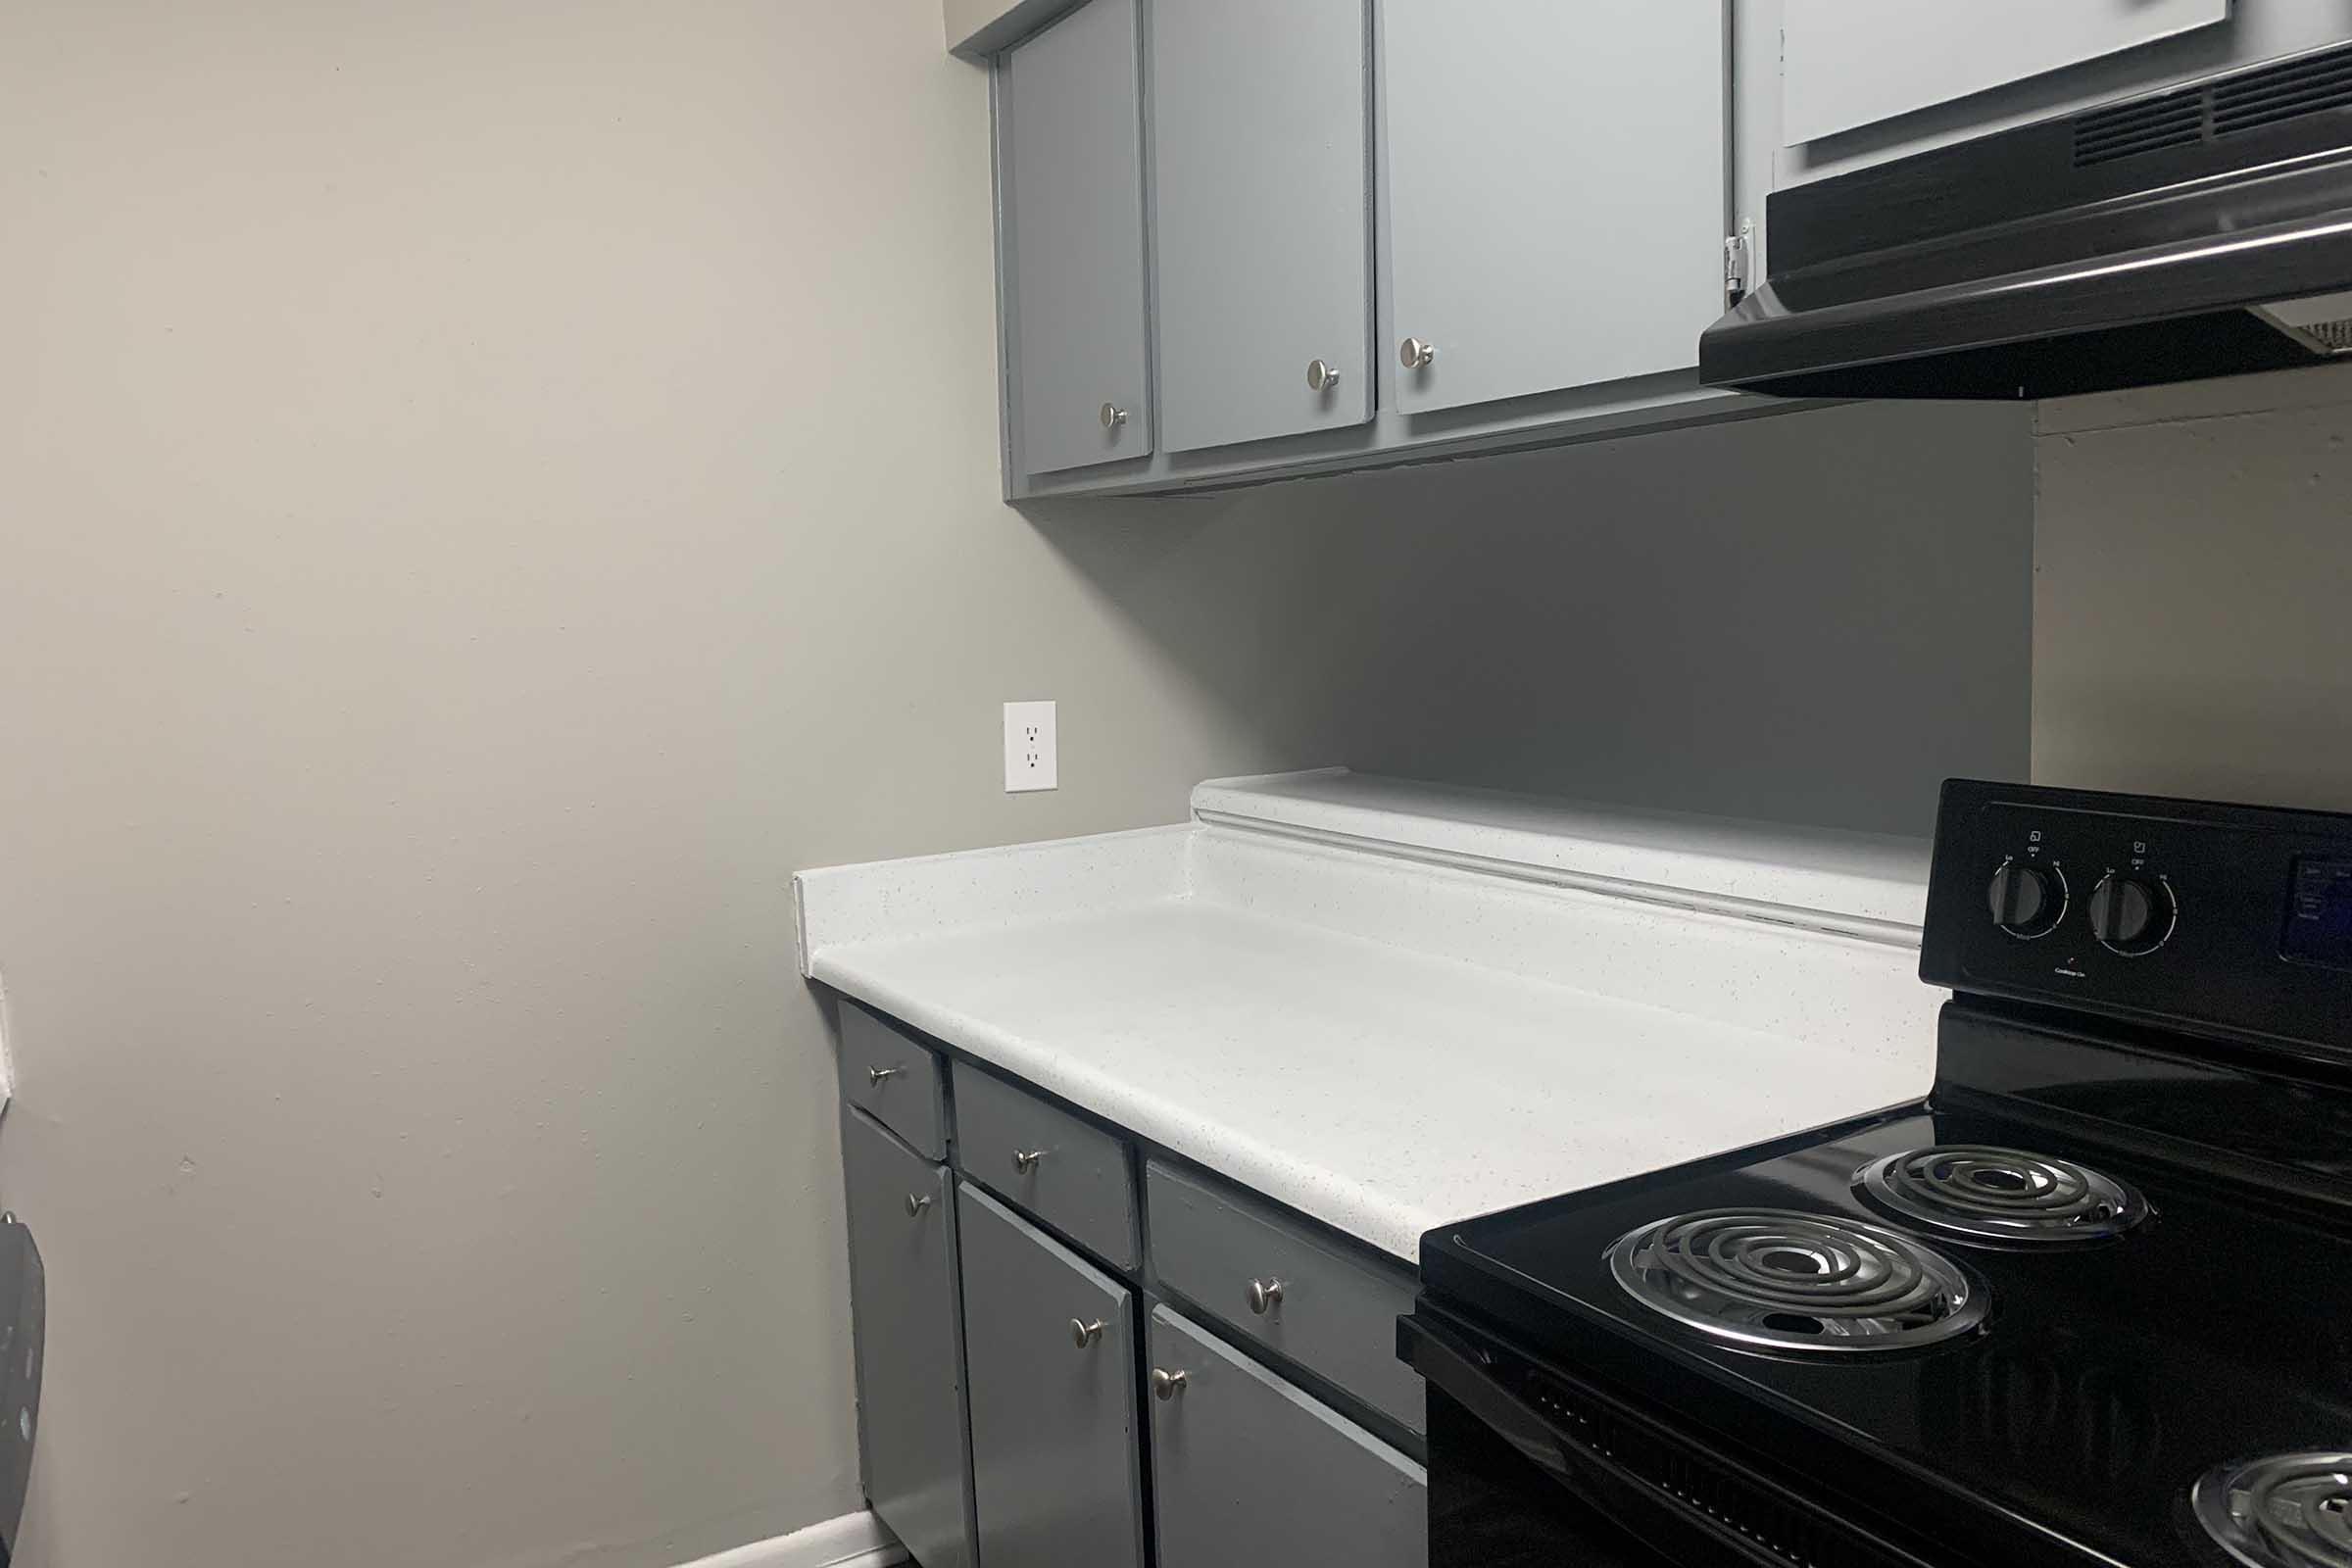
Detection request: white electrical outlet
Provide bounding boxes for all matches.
[1003,701,1057,793]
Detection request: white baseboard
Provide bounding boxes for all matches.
[673,1510,908,1568]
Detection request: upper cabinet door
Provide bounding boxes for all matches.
[1382,3,1728,417]
[1003,0,1152,474]
[1152,0,1373,453]
[1783,0,2231,145]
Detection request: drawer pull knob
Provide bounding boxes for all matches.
[1151,1368,1189,1401]
[1012,1149,1047,1175]
[1399,337,1437,370]
[1247,1277,1286,1316]
[1306,358,1342,393]
[866,1066,900,1087]
[905,1193,933,1219]
[1070,1318,1106,1349]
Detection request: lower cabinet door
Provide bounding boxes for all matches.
[957,1181,1147,1568]
[1150,1303,1428,1568]
[841,1107,975,1568]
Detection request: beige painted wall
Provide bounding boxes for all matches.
[0,4,2031,1566]
[2034,365,2352,810]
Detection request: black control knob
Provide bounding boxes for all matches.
[1987,860,2065,938]
[2089,873,2175,956]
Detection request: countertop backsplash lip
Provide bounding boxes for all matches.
[1189,767,1933,935]
[797,770,1945,1262]
[795,820,1192,965]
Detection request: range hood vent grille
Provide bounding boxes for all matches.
[2214,47,2352,138]
[2074,90,2204,168]
[2075,43,2352,169]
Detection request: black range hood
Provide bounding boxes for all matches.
[1701,41,2352,401]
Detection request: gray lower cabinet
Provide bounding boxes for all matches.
[957,1181,1148,1568]
[1149,0,1374,452]
[1000,0,1152,476]
[1146,1159,1423,1437]
[955,1064,1139,1271]
[839,1002,949,1160]
[1149,1303,1427,1568]
[1380,0,1727,418]
[832,998,1428,1566]
[840,1107,975,1568]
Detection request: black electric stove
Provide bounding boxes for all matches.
[1402,779,2352,1568]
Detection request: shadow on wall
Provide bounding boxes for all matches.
[1022,398,2038,840]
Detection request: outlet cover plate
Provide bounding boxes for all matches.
[1004,701,1057,793]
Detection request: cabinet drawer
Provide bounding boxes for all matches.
[1149,1303,1425,1568]
[840,1107,974,1568]
[958,1183,1147,1568]
[956,1066,1137,1271]
[838,1002,948,1160]
[1146,1160,1422,1436]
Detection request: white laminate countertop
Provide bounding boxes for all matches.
[797,771,1944,1263]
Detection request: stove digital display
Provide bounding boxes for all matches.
[2282,857,2352,969]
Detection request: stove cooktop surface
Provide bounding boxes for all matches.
[1427,1098,2352,1568]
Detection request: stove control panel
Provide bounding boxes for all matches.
[1922,779,2352,1056]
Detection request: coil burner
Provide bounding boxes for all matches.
[2194,1453,2352,1568]
[1606,1208,1987,1355]
[1856,1146,2149,1246]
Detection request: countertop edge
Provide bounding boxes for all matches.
[809,951,1437,1261]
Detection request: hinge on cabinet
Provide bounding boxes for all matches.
[1724,219,1755,310]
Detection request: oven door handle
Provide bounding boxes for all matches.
[1402,1309,1886,1568]
[1399,1308,1586,1488]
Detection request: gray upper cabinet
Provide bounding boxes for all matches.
[1001,0,1153,475]
[1781,0,2230,146]
[987,0,1772,497]
[1382,1,1728,418]
[1150,0,1374,452]
[957,1183,1147,1568]
[840,1108,975,1568]
[1149,1304,1427,1568]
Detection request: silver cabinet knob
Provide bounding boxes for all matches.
[905,1193,933,1218]
[1247,1277,1285,1316]
[1306,359,1342,393]
[1070,1318,1106,1349]
[866,1066,900,1087]
[1100,402,1129,430]
[1012,1149,1047,1175]
[1151,1368,1189,1401]
[1399,337,1436,370]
